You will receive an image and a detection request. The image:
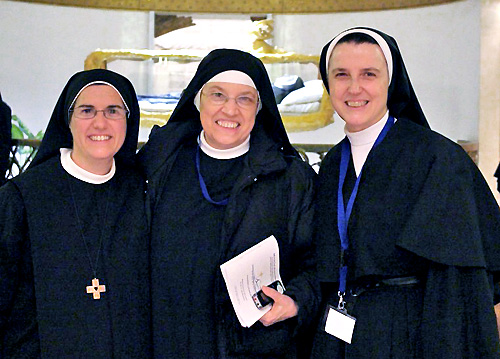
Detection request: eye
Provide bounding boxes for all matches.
[363,71,377,77]
[237,96,256,106]
[75,107,95,117]
[334,72,348,78]
[210,92,225,99]
[107,108,118,115]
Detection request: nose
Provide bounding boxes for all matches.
[348,78,362,94]
[221,98,238,115]
[92,111,107,128]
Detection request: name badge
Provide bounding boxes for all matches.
[323,305,356,344]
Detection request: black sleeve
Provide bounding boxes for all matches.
[282,160,321,333]
[495,163,500,193]
[0,94,12,185]
[0,182,41,357]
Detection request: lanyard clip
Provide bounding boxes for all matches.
[337,291,346,311]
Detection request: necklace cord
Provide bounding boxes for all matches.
[65,172,112,278]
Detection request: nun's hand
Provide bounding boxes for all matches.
[258,285,298,327]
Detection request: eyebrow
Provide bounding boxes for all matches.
[205,85,257,96]
[332,67,382,73]
[75,104,124,109]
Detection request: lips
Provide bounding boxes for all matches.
[89,135,111,141]
[216,120,239,129]
[346,100,368,107]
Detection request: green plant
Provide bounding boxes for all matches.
[11,115,44,160]
[11,115,44,140]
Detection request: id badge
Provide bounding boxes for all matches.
[323,304,356,344]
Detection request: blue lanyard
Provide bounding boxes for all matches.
[196,145,229,206]
[337,116,395,304]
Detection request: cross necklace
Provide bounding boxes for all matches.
[66,173,111,300]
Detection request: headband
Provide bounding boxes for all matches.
[194,70,261,111]
[325,28,393,82]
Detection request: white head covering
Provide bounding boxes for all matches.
[324,28,393,82]
[193,70,261,112]
[68,80,130,113]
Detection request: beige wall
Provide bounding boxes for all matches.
[275,1,481,146]
[480,0,500,203]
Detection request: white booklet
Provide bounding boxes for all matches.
[220,235,283,327]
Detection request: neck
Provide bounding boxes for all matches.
[199,131,250,159]
[345,110,389,133]
[71,155,113,176]
[344,111,389,143]
[344,112,390,176]
[60,148,115,184]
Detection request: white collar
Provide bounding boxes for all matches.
[198,131,250,159]
[344,111,390,147]
[60,148,115,184]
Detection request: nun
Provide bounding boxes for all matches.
[495,163,500,193]
[0,69,151,358]
[311,27,500,358]
[139,48,319,358]
[0,92,11,185]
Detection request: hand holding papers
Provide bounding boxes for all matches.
[220,235,284,327]
[252,280,285,309]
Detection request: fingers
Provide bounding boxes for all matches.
[258,292,298,327]
[260,285,279,299]
[259,310,275,327]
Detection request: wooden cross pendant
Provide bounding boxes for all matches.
[86,278,106,299]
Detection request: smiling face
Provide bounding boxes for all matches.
[199,82,258,149]
[328,42,390,132]
[69,84,127,174]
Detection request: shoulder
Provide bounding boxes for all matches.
[0,180,22,200]
[280,155,317,203]
[391,120,486,198]
[318,139,344,176]
[12,156,61,189]
[390,119,471,167]
[397,118,464,151]
[275,151,317,193]
[116,158,144,180]
[138,120,201,177]
[0,181,25,218]
[285,155,317,181]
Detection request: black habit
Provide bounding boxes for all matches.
[139,49,319,359]
[0,92,11,185]
[495,163,500,193]
[312,28,500,358]
[0,69,151,358]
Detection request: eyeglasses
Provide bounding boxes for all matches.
[69,106,129,120]
[202,91,259,109]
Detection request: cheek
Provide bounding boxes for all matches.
[69,120,81,140]
[328,78,335,93]
[328,80,343,98]
[117,122,127,142]
[199,111,210,130]
[375,84,389,103]
[244,115,256,131]
[329,90,343,107]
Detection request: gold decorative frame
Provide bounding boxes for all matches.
[10,0,462,13]
[84,48,335,132]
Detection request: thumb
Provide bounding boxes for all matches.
[260,285,280,300]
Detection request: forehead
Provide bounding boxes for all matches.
[204,82,257,95]
[329,42,387,70]
[74,84,123,105]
